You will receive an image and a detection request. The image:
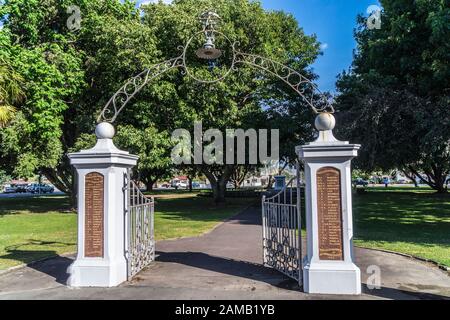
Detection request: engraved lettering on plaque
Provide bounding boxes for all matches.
[316,167,344,260]
[84,172,104,258]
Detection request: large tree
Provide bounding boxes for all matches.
[336,0,450,193]
[0,0,157,204]
[132,0,321,202]
[0,0,322,204]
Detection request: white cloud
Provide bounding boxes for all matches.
[320,43,328,50]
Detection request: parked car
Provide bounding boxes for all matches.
[178,181,188,189]
[15,184,29,193]
[3,185,17,193]
[191,182,201,189]
[353,178,369,187]
[160,183,171,188]
[171,181,187,189]
[27,183,54,194]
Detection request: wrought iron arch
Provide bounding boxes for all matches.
[97,12,334,123]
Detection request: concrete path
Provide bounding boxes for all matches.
[0,205,449,300]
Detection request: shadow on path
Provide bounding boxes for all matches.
[362,285,450,300]
[156,251,301,292]
[1,240,73,285]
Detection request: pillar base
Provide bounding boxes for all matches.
[303,261,361,295]
[67,258,127,288]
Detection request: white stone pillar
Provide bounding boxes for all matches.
[296,113,361,295]
[67,123,138,287]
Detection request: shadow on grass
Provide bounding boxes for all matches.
[0,196,73,216]
[155,196,259,224]
[1,240,74,285]
[353,191,450,248]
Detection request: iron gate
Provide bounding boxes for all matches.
[125,174,155,279]
[262,172,303,285]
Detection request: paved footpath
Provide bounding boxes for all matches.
[0,205,449,300]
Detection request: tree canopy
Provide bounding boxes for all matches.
[336,0,449,193]
[0,0,322,203]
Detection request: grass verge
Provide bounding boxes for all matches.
[0,194,253,270]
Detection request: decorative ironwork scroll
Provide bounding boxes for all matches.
[262,175,303,285]
[125,174,155,279]
[234,52,334,114]
[97,11,333,123]
[98,56,184,123]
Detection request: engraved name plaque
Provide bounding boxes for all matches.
[316,167,344,260]
[84,172,104,258]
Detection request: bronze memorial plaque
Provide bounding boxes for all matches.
[316,167,344,260]
[84,172,104,258]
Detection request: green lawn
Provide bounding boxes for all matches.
[353,187,450,267]
[0,187,449,271]
[0,194,253,270]
[154,195,252,240]
[0,196,77,270]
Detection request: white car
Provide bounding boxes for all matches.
[172,181,188,189]
[3,185,16,193]
[178,181,188,188]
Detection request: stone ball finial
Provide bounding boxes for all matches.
[95,122,115,139]
[315,112,336,131]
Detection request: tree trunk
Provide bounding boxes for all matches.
[266,175,273,189]
[188,176,193,192]
[278,162,289,175]
[210,180,227,204]
[145,181,154,192]
[401,169,418,187]
[42,166,77,209]
[142,173,164,193]
[434,174,447,194]
[408,165,448,194]
[216,180,227,203]
[230,166,250,190]
[201,165,235,204]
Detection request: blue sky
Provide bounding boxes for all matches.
[138,0,381,92]
[260,0,381,92]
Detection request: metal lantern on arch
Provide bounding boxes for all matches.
[196,11,223,60]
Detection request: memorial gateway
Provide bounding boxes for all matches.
[67,11,361,295]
